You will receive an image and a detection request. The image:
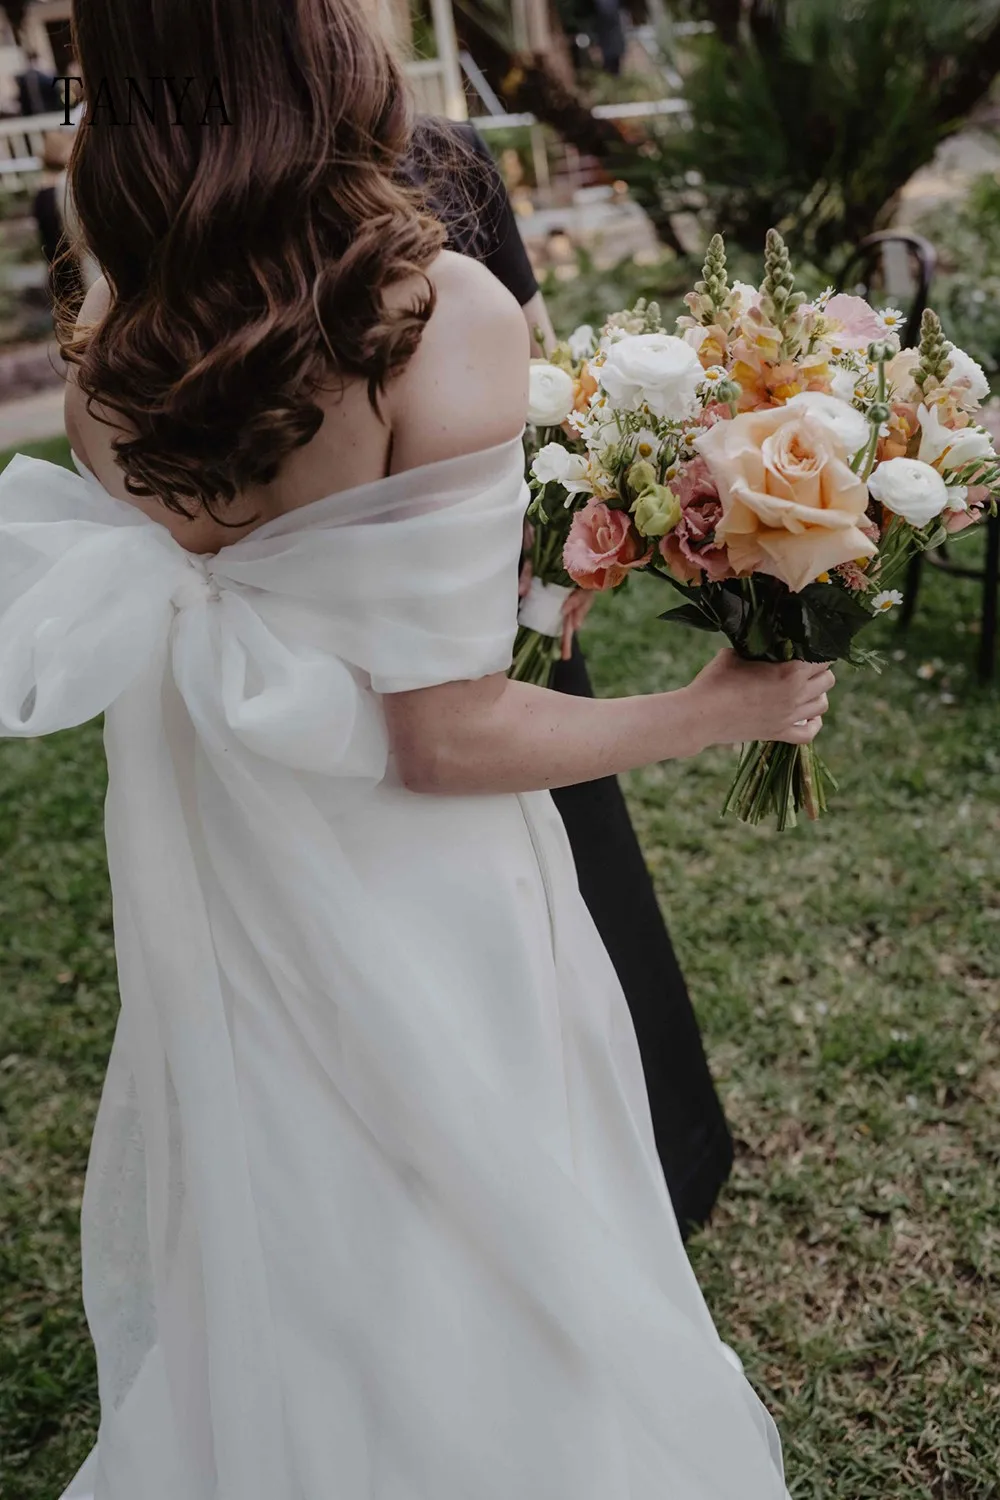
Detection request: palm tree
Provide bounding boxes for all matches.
[660,0,1000,259]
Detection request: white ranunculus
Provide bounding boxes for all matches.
[786,391,870,459]
[598,333,704,422]
[868,457,950,526]
[527,361,576,427]
[946,347,990,406]
[917,402,996,471]
[568,324,597,361]
[530,442,592,495]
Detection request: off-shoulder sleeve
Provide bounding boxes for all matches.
[217,439,529,697]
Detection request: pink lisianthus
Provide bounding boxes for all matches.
[698,401,732,428]
[563,501,652,590]
[822,294,883,353]
[659,457,734,583]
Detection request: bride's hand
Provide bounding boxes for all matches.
[681,649,836,753]
[560,589,595,660]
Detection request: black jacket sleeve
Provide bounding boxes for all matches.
[407,117,540,309]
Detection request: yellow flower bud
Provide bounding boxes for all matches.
[626,459,658,498]
[631,483,681,538]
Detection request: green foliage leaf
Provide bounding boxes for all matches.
[658,601,721,632]
[794,582,876,660]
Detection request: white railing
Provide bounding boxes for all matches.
[0,111,66,183]
[470,97,689,133]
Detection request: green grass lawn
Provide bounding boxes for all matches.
[1,437,998,1498]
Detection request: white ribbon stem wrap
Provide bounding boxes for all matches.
[517,576,575,637]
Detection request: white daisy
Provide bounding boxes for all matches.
[698,365,729,392]
[871,589,904,613]
[878,307,906,335]
[628,428,661,462]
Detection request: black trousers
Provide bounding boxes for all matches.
[549,642,733,1235]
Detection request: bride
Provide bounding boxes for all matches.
[0,2,834,1496]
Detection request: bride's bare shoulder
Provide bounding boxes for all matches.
[63,276,117,457]
[387,249,529,473]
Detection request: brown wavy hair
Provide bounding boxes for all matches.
[62,0,447,519]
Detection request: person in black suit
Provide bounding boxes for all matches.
[407,119,734,1235]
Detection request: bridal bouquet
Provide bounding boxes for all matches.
[522,230,998,829]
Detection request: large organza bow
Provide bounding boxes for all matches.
[0,454,389,779]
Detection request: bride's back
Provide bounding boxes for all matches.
[62,0,528,556]
[65,252,528,556]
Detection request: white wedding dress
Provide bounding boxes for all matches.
[0,438,789,1500]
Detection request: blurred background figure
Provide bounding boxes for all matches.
[16,48,60,116]
[556,0,628,75]
[591,0,627,74]
[31,129,82,308]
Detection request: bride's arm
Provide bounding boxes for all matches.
[384,656,833,795]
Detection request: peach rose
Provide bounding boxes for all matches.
[694,403,878,593]
[563,502,652,590]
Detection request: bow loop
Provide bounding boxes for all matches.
[0,518,185,736]
[174,592,388,780]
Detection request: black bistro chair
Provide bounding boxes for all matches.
[840,231,999,683]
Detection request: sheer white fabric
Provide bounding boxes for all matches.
[0,441,788,1500]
